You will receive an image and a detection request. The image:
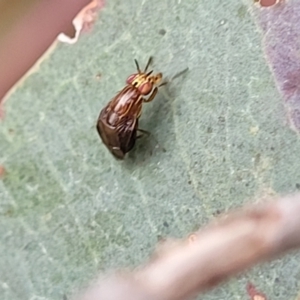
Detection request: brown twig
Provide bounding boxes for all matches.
[75,193,300,300]
[0,0,92,107]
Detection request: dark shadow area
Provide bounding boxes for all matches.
[123,68,189,166]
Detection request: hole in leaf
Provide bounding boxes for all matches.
[61,23,76,39]
[254,0,281,7]
[58,0,105,44]
[0,165,6,179]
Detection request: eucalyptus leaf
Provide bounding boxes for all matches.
[1,1,300,299]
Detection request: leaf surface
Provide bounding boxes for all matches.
[1,1,300,299]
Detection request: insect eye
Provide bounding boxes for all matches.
[138,82,152,95]
[126,73,138,84]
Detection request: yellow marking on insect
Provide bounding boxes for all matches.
[132,75,150,87]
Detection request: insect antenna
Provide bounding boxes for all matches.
[134,59,141,73]
[146,70,153,76]
[144,56,153,72]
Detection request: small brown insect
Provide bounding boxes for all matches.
[96,57,166,159]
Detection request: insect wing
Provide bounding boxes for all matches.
[96,86,141,159]
[117,117,138,154]
[96,107,123,159]
[96,106,138,159]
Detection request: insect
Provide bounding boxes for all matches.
[96,57,166,159]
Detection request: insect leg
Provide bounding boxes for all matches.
[158,81,168,87]
[171,67,189,81]
[136,129,166,152]
[143,87,158,103]
[136,128,151,139]
[155,68,188,90]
